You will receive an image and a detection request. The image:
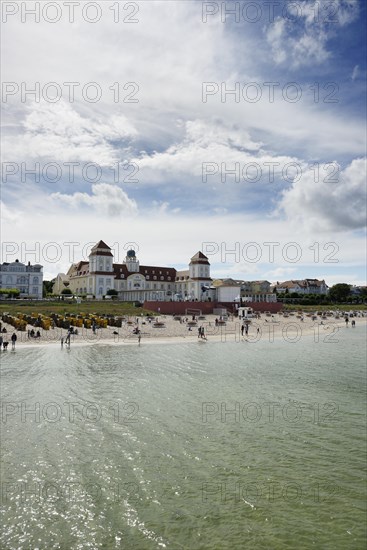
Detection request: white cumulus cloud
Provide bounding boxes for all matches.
[51,183,138,217]
[279,158,367,230]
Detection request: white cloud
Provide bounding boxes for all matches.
[51,183,138,217]
[265,0,359,68]
[264,267,297,279]
[351,65,360,80]
[0,201,22,225]
[2,101,136,166]
[279,158,367,231]
[133,118,300,181]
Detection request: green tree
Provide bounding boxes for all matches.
[43,280,54,296]
[106,289,118,296]
[0,288,20,298]
[328,283,351,303]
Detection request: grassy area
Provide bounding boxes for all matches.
[282,304,367,312]
[0,300,157,317]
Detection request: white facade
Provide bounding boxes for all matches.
[57,241,205,302]
[275,279,328,294]
[0,259,43,299]
[216,285,241,302]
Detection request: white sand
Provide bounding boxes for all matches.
[1,311,365,349]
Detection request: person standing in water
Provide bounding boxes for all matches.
[11,333,17,350]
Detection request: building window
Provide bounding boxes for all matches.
[146,275,150,280]
[33,287,38,294]
[160,276,164,281]
[153,276,157,280]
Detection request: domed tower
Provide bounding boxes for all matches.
[89,240,113,273]
[125,249,139,272]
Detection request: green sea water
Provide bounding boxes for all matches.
[1,325,366,549]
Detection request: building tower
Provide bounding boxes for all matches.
[89,240,114,273]
[189,251,212,300]
[125,249,140,273]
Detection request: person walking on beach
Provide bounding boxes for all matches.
[11,333,17,350]
[241,324,244,337]
[65,330,71,345]
[138,331,141,345]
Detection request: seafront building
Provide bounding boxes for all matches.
[53,240,213,302]
[51,240,328,304]
[0,259,43,299]
[212,279,276,303]
[274,279,329,294]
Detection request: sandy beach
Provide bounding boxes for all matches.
[1,311,365,349]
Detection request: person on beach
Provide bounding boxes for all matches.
[138,332,141,345]
[11,333,17,350]
[0,335,2,348]
[241,325,244,336]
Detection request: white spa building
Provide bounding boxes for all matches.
[53,240,214,302]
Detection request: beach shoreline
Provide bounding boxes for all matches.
[1,313,365,350]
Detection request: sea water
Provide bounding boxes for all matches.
[1,325,366,549]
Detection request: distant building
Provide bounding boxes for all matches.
[53,240,212,302]
[274,279,328,295]
[213,278,276,303]
[212,279,243,302]
[350,285,367,296]
[175,252,213,301]
[0,259,43,299]
[241,280,276,302]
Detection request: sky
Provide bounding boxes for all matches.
[1,0,366,285]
